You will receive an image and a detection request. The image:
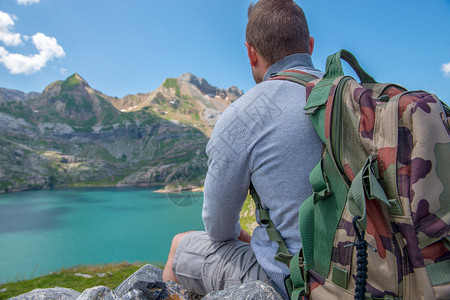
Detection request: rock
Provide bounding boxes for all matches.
[9,287,81,300]
[114,264,166,299]
[74,272,93,279]
[202,280,284,300]
[165,280,188,299]
[178,73,242,101]
[9,265,282,300]
[76,286,117,300]
[38,122,74,135]
[113,264,187,300]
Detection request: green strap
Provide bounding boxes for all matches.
[347,156,390,231]
[387,198,404,216]
[298,192,316,270]
[288,251,308,300]
[249,183,293,265]
[299,153,349,280]
[310,158,332,204]
[304,50,377,143]
[303,78,332,143]
[270,70,319,86]
[426,260,450,286]
[323,50,376,84]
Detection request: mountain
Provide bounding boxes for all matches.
[0,73,241,193]
[0,88,40,102]
[109,73,242,136]
[27,73,126,132]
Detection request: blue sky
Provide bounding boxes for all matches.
[1,0,449,104]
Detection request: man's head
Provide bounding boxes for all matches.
[245,0,314,83]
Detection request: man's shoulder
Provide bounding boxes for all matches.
[230,79,294,110]
[209,83,275,144]
[237,67,322,104]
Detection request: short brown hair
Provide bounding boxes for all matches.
[246,0,310,65]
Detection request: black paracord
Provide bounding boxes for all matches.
[351,215,376,300]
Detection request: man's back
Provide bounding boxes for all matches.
[203,53,323,296]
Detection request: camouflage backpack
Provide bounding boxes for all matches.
[251,49,450,299]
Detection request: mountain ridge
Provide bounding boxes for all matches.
[0,88,40,102]
[0,72,241,193]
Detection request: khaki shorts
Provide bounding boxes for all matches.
[172,231,270,296]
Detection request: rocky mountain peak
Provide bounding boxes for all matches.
[178,73,215,95]
[178,72,197,83]
[177,73,243,99]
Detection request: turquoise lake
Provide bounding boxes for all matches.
[0,187,204,283]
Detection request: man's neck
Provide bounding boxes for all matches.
[263,53,314,82]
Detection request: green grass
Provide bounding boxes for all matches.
[239,194,257,235]
[162,78,181,97]
[60,74,82,93]
[0,262,154,300]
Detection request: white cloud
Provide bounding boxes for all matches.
[0,9,65,75]
[442,62,450,77]
[0,10,22,46]
[16,0,40,5]
[0,33,65,74]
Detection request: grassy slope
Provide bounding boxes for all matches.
[0,263,149,300]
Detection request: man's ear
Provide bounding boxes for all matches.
[245,42,258,67]
[309,36,315,55]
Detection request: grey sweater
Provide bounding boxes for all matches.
[202,53,323,298]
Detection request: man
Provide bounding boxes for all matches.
[163,0,322,298]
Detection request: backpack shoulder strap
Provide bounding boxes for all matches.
[249,182,293,265]
[269,69,320,86]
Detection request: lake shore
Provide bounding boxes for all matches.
[0,183,202,195]
[153,186,204,193]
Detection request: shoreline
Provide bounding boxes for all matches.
[0,183,206,195]
[153,186,204,194]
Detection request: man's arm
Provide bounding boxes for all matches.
[202,106,251,242]
[238,227,252,243]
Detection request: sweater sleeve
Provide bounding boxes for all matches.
[202,106,251,242]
